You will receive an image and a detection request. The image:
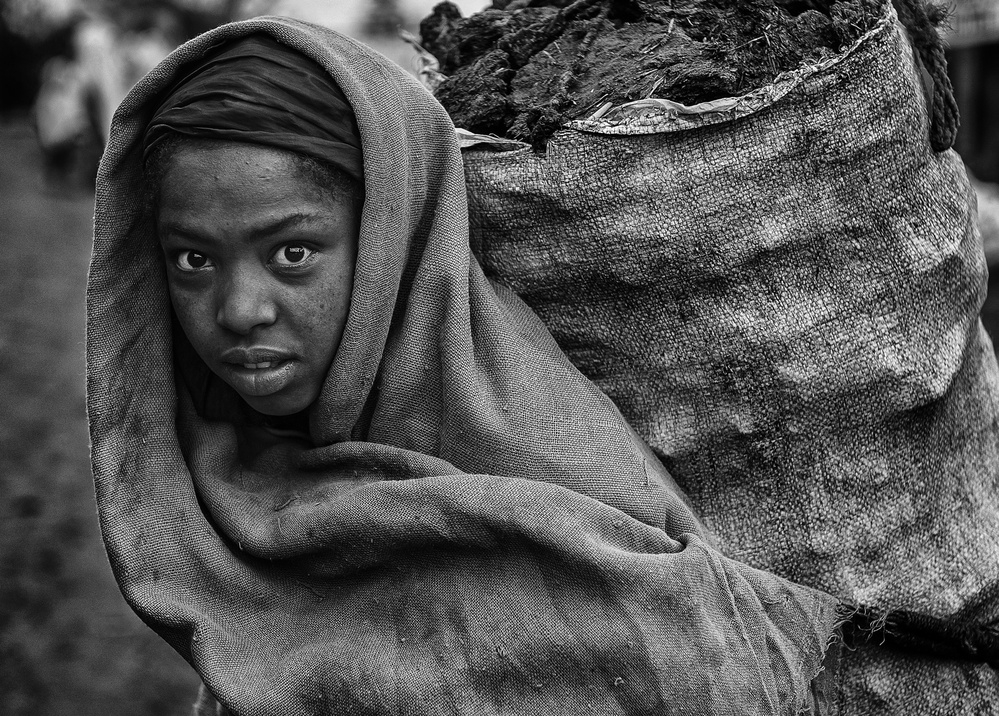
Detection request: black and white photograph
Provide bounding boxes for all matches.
[2,0,999,713]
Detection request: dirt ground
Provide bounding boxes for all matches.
[0,117,199,716]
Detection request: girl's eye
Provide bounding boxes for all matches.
[272,244,315,267]
[176,250,212,271]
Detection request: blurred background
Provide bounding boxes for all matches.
[0,0,997,714]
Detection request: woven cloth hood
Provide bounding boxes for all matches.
[88,17,839,715]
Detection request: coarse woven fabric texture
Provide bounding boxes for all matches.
[87,16,843,716]
[461,2,999,714]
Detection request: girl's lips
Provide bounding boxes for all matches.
[219,347,294,364]
[242,360,281,370]
[218,359,298,397]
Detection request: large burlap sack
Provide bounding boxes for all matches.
[460,3,999,713]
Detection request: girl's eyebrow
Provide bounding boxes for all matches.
[160,211,332,246]
[247,211,331,240]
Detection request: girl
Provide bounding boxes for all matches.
[88,17,841,715]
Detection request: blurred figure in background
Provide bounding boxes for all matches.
[32,13,119,188]
[32,8,183,188]
[33,54,90,187]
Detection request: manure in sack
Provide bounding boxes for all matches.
[445,1,999,713]
[421,0,956,149]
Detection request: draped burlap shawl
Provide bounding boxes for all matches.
[88,17,839,715]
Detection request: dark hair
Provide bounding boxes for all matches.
[142,132,364,218]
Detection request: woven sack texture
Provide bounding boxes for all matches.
[462,4,999,713]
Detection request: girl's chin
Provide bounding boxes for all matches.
[241,392,314,417]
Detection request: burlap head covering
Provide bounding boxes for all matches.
[143,33,363,181]
[88,17,840,715]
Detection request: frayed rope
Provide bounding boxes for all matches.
[891,0,960,151]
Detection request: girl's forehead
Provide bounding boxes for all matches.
[156,142,360,250]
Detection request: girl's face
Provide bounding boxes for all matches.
[156,141,359,416]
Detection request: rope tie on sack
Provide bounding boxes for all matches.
[891,0,960,151]
[840,604,999,669]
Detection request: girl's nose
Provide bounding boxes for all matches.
[216,270,277,335]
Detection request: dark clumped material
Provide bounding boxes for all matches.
[421,0,889,148]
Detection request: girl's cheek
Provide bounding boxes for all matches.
[169,284,214,333]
